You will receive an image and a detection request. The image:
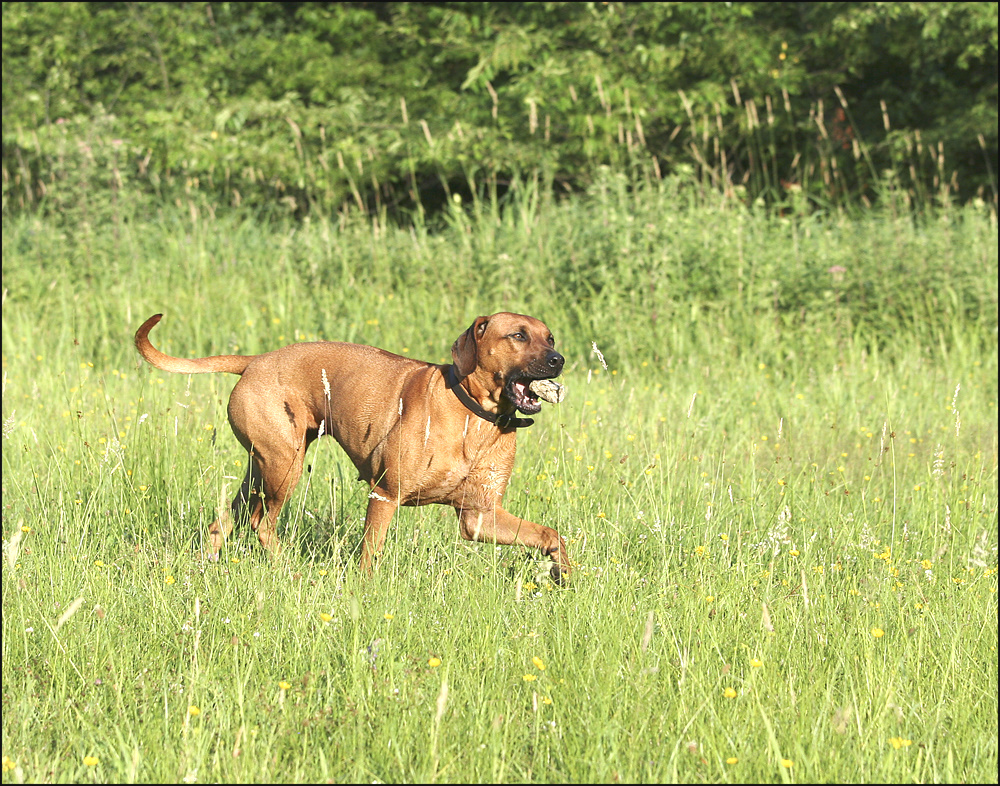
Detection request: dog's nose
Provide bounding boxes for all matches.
[547,351,565,373]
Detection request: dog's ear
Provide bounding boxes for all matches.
[451,315,490,378]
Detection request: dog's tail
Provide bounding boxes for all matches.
[135,314,253,375]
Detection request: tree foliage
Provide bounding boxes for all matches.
[2,1,996,220]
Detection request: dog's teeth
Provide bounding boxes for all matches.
[528,379,566,404]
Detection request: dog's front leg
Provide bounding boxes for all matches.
[359,489,398,574]
[457,506,571,582]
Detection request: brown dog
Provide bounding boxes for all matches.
[134,312,570,579]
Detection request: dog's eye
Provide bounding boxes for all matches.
[509,331,527,342]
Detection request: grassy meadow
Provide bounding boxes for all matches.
[2,178,998,783]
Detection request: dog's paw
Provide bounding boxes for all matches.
[529,378,566,404]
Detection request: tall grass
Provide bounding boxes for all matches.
[1,177,997,782]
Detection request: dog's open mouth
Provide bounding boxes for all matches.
[509,379,542,415]
[508,377,565,414]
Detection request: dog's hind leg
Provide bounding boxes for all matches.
[207,459,263,558]
[248,436,311,555]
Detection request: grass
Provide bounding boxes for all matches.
[1,178,997,783]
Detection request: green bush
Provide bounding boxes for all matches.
[2,2,997,220]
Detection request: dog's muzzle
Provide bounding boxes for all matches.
[507,350,565,415]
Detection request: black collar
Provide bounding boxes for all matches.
[446,365,534,429]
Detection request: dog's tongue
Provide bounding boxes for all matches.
[513,381,536,405]
[509,380,544,415]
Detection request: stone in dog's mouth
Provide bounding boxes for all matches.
[528,378,566,404]
[508,377,565,414]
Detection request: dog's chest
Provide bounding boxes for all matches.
[395,428,516,507]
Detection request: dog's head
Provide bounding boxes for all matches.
[452,313,564,415]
